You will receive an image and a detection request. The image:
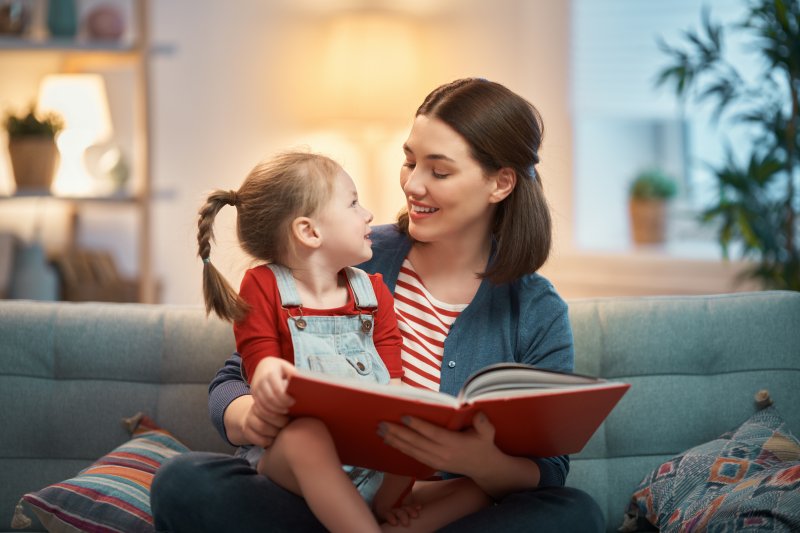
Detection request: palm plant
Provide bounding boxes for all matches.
[656,0,800,290]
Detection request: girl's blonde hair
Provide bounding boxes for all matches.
[197,151,340,322]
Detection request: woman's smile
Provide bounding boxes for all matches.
[408,200,440,219]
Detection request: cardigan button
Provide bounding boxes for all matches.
[447,361,456,368]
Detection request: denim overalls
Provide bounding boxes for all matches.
[258,264,390,501]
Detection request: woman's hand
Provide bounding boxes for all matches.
[379,412,498,478]
[378,412,541,499]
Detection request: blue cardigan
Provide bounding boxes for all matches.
[209,224,575,487]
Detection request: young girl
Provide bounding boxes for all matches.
[196,151,490,533]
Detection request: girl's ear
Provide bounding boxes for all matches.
[291,216,322,248]
[489,168,517,204]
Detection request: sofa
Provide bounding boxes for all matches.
[2,291,798,532]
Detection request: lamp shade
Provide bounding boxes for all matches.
[37,74,112,143]
[312,13,425,124]
[36,74,114,195]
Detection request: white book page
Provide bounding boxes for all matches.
[458,364,604,403]
[294,369,460,408]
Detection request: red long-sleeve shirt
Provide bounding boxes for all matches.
[234,265,404,382]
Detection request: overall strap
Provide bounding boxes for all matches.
[344,267,378,310]
[266,264,302,307]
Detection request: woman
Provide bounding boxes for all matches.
[151,78,604,532]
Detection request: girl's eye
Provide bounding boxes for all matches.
[350,199,359,208]
[432,170,449,179]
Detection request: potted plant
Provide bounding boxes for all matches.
[656,0,800,290]
[628,168,678,244]
[4,106,64,193]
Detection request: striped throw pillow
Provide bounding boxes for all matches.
[17,414,189,533]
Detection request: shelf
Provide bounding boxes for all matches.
[0,191,140,203]
[0,0,155,303]
[0,35,138,52]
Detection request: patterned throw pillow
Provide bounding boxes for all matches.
[13,414,189,533]
[622,406,800,532]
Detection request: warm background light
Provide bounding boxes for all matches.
[282,11,429,222]
[37,74,113,196]
[311,12,426,125]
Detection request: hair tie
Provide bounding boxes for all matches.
[228,190,238,206]
[202,257,211,264]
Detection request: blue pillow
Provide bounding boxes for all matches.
[623,405,800,532]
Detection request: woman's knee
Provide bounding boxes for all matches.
[151,452,222,512]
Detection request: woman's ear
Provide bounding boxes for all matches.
[489,168,517,204]
[291,216,322,249]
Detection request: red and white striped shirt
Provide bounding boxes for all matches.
[394,259,467,390]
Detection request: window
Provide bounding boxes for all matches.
[571,0,750,256]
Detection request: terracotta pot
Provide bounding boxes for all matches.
[7,137,59,193]
[629,198,667,244]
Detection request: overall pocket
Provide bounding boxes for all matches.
[307,352,373,378]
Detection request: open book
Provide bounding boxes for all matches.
[286,363,630,477]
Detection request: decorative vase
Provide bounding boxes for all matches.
[8,241,60,301]
[86,4,124,41]
[629,198,667,245]
[7,136,60,193]
[47,0,77,38]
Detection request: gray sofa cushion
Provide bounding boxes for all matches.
[568,291,800,530]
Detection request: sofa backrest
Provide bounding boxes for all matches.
[2,292,798,532]
[567,291,800,531]
[0,301,237,532]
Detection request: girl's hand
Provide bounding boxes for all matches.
[234,357,296,448]
[226,394,289,448]
[250,356,297,413]
[378,412,498,479]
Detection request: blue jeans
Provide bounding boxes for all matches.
[151,452,605,533]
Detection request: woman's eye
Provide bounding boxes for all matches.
[402,162,416,169]
[432,170,449,179]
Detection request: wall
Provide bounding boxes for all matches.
[1,0,757,304]
[148,0,576,305]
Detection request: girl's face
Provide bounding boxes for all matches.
[400,115,504,246]
[315,169,374,268]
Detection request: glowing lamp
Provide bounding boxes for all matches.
[37,74,113,196]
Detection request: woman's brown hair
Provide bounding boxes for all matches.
[398,78,551,284]
[197,151,340,322]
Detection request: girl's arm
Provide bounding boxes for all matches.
[371,275,403,379]
[211,354,294,448]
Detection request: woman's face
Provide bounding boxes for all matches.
[400,115,503,245]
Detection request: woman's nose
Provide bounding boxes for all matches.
[402,168,424,198]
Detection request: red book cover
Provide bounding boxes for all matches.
[286,364,630,477]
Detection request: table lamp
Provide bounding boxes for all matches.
[37,73,113,196]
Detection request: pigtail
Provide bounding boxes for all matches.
[197,189,249,322]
